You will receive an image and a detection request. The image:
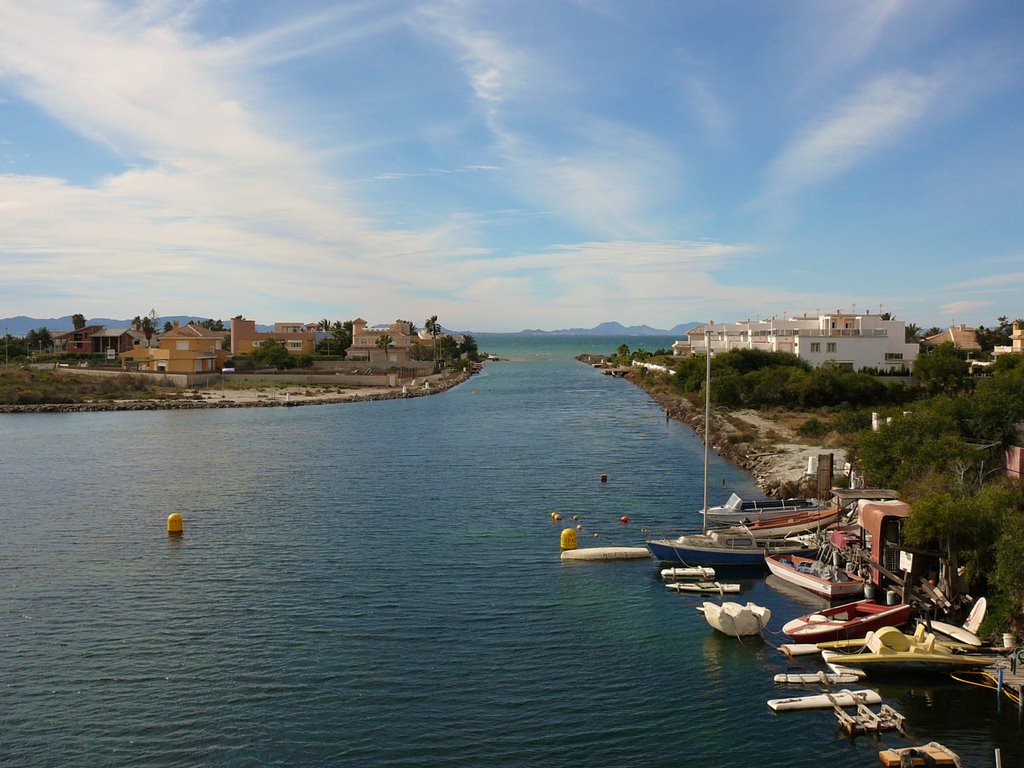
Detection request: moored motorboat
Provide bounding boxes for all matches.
[713,507,839,539]
[765,553,865,600]
[704,492,824,526]
[698,601,770,637]
[646,529,819,566]
[781,598,911,643]
[820,625,993,675]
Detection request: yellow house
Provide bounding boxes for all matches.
[230,317,316,356]
[122,321,229,373]
[346,318,418,362]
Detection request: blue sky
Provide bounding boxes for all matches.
[1,1,1022,332]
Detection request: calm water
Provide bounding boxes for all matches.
[1,335,1019,767]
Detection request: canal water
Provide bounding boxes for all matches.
[1,335,1019,766]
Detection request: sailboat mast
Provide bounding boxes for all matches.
[702,325,711,534]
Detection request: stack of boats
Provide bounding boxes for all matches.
[645,493,837,566]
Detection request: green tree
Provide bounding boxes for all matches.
[913,342,969,395]
[852,402,975,489]
[250,338,292,369]
[460,334,479,360]
[436,334,457,363]
[904,323,920,343]
[25,327,53,355]
[139,315,157,347]
[71,313,86,330]
[331,320,352,358]
[375,333,393,362]
[425,315,440,369]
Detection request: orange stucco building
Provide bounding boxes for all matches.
[121,321,229,373]
[230,317,316,356]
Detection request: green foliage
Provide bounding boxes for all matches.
[668,349,912,410]
[831,409,872,434]
[993,512,1024,634]
[974,316,1017,352]
[913,342,970,394]
[250,339,294,369]
[992,353,1024,375]
[851,402,976,489]
[796,417,828,438]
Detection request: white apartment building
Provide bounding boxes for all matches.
[678,311,919,372]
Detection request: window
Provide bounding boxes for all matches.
[288,341,302,350]
[827,342,837,353]
[177,341,189,351]
[810,342,821,353]
[885,353,903,360]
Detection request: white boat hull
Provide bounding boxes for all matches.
[668,581,740,594]
[700,601,771,637]
[768,688,881,711]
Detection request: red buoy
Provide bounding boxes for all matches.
[600,474,608,483]
[620,516,629,525]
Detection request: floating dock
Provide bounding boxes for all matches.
[560,546,651,561]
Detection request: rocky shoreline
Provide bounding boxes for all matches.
[627,371,846,496]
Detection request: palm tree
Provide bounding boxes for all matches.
[375,333,393,363]
[905,323,921,344]
[425,315,440,370]
[316,318,331,354]
[140,315,156,347]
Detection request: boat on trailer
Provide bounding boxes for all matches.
[764,553,864,600]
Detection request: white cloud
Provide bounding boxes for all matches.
[759,70,939,203]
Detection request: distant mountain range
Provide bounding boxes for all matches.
[509,321,699,336]
[0,315,246,336]
[1,316,698,338]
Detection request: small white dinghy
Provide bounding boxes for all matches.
[660,566,716,581]
[699,601,771,637]
[773,671,860,685]
[668,581,740,594]
[767,688,881,711]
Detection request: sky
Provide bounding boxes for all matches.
[1,1,1023,333]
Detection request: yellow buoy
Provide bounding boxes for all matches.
[572,514,579,521]
[560,528,578,551]
[167,513,183,536]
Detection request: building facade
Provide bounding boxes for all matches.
[346,319,418,362]
[680,311,919,372]
[230,317,316,356]
[122,321,229,373]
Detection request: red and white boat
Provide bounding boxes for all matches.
[781,599,912,643]
[764,553,864,600]
[714,507,839,539]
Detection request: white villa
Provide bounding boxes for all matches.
[673,310,919,372]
